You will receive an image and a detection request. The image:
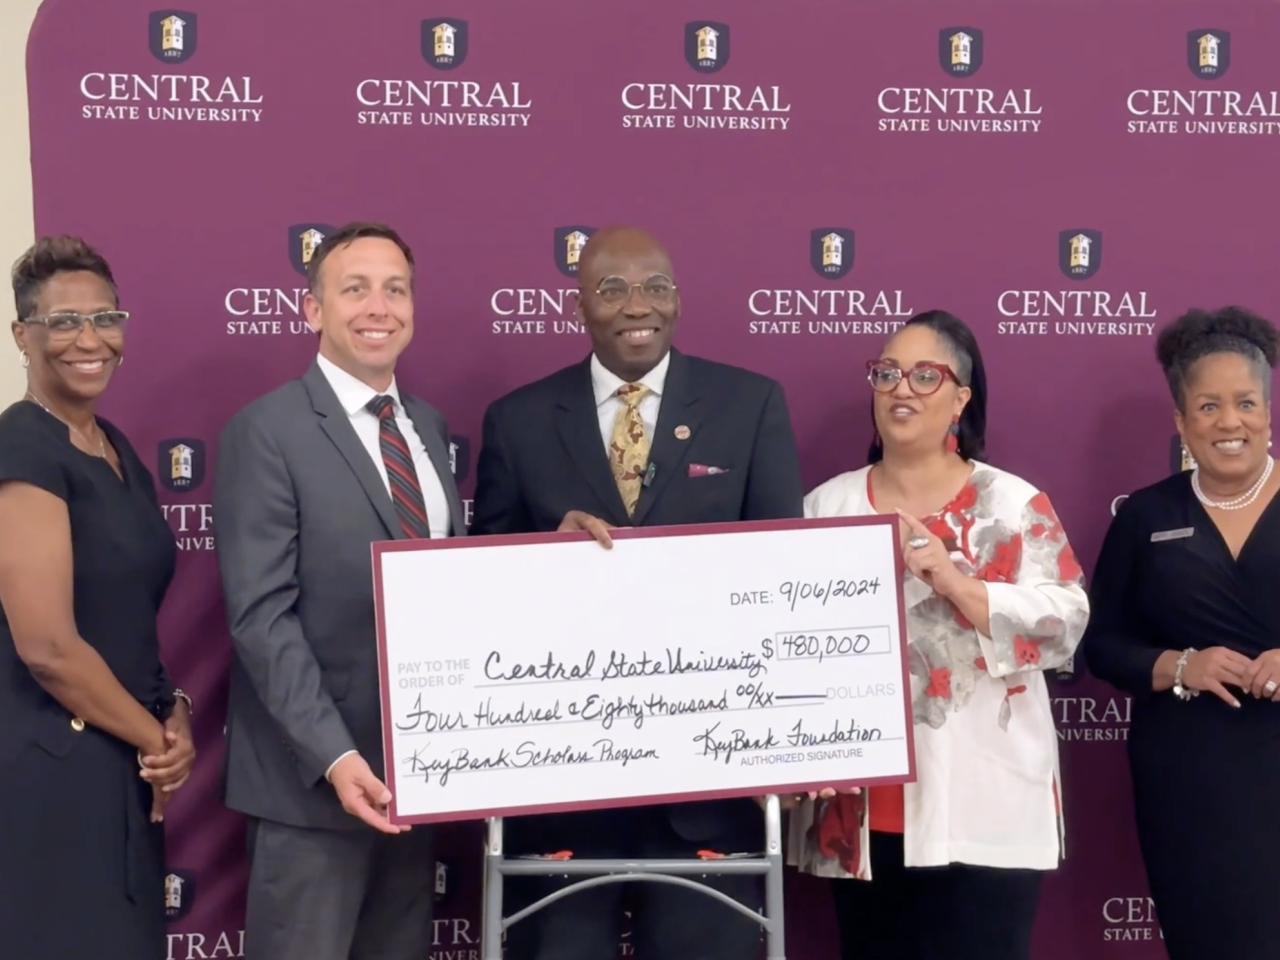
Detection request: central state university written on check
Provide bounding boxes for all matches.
[373,518,914,823]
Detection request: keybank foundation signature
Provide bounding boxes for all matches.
[694,717,883,765]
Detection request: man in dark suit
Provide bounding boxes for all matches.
[213,222,466,960]
[471,225,804,960]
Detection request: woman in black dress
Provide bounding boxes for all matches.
[1083,305,1280,960]
[0,237,195,960]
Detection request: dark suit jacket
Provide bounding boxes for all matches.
[214,359,466,831]
[471,349,804,841]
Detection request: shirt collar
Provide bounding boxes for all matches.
[316,353,403,417]
[590,351,671,409]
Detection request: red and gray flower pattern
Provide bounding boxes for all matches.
[905,472,1086,731]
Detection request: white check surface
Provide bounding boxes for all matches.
[375,520,912,822]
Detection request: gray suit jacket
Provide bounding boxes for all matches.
[214,359,466,831]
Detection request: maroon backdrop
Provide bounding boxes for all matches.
[25,0,1280,956]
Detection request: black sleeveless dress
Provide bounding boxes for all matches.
[0,400,178,960]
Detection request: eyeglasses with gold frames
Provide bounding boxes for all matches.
[594,274,678,309]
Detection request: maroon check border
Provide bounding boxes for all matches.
[371,515,916,826]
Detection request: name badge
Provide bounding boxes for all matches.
[1151,527,1195,542]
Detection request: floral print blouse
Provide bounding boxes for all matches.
[787,461,1089,878]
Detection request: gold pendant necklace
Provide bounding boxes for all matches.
[25,390,106,458]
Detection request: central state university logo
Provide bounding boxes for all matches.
[553,225,595,277]
[1058,229,1103,281]
[1187,29,1230,80]
[422,18,469,70]
[164,869,196,920]
[938,26,983,77]
[149,10,198,64]
[434,856,463,907]
[157,438,206,493]
[809,228,855,280]
[449,435,471,482]
[1049,654,1084,686]
[288,223,336,278]
[685,22,730,74]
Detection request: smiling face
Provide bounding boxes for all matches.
[872,323,971,455]
[576,228,679,382]
[11,269,124,405]
[1176,351,1272,487]
[303,236,413,391]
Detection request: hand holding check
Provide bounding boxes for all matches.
[558,509,615,548]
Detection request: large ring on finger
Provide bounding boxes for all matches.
[1265,680,1277,697]
[908,535,930,550]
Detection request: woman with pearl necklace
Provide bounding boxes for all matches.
[1084,305,1280,960]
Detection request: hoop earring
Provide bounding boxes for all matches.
[946,416,960,455]
[20,351,28,368]
[116,354,123,368]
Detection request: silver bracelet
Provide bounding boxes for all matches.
[1172,648,1200,701]
[173,688,194,716]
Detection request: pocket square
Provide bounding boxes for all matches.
[688,463,730,477]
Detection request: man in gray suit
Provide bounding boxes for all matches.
[214,222,465,960]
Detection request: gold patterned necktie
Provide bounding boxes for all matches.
[609,383,651,516]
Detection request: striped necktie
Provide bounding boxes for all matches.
[367,394,431,539]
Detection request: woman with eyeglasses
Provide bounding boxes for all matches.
[0,236,194,960]
[786,311,1089,960]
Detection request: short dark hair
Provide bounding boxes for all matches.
[306,221,415,296]
[12,235,117,320]
[868,310,989,464]
[1155,306,1279,412]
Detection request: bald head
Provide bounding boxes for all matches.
[578,226,674,289]
[574,225,680,382]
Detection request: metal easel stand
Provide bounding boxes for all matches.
[481,794,786,960]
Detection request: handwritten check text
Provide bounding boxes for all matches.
[373,518,914,824]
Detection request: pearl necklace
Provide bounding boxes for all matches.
[1191,454,1273,511]
[25,391,106,458]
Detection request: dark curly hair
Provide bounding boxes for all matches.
[1155,306,1279,411]
[11,235,118,321]
[868,309,989,464]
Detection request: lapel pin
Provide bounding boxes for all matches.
[675,425,691,440]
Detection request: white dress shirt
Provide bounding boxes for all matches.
[317,354,453,781]
[590,351,670,452]
[316,354,451,540]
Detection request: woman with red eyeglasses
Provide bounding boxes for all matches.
[786,311,1089,960]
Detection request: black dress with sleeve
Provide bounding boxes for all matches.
[0,401,178,960]
[1082,471,1280,960]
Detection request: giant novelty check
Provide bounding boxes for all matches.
[372,517,914,824]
